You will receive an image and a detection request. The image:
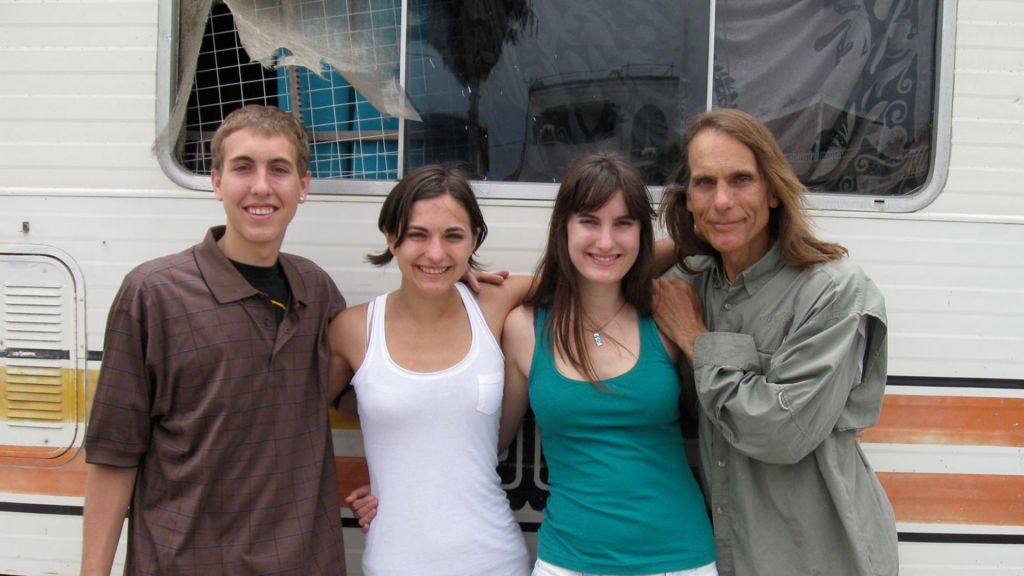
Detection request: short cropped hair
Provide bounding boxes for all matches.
[210,105,311,175]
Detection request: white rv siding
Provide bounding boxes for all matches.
[0,0,1021,574]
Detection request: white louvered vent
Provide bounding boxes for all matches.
[1,254,79,457]
[4,282,63,349]
[3,281,66,425]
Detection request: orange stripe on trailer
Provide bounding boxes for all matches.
[864,395,1024,446]
[0,443,80,468]
[336,460,1024,528]
[4,457,1023,530]
[0,445,71,460]
[879,472,1024,526]
[0,453,87,497]
[336,456,371,499]
[0,454,370,501]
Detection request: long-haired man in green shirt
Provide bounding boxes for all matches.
[654,108,898,576]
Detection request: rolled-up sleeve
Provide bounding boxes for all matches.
[692,252,896,576]
[693,285,869,465]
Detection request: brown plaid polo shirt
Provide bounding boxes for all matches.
[86,226,347,575]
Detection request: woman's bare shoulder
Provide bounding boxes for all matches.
[330,301,371,354]
[505,303,536,326]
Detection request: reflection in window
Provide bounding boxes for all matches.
[405,0,709,182]
[714,0,937,196]
[631,104,671,183]
[532,101,621,146]
[173,0,939,197]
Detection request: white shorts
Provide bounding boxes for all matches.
[532,557,719,576]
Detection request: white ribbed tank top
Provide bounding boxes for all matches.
[352,282,529,576]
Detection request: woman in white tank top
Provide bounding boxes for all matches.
[328,165,532,576]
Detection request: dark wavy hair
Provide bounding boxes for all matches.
[367,164,488,269]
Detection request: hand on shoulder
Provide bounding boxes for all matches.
[652,277,706,360]
[461,268,510,292]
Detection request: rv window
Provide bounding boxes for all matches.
[178,1,402,180]
[180,4,281,176]
[175,0,708,185]
[401,0,709,184]
[169,1,940,199]
[714,1,939,197]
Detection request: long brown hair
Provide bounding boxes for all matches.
[660,108,846,273]
[524,152,655,386]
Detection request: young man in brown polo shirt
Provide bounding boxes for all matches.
[81,106,347,575]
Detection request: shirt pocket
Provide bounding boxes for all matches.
[476,372,504,415]
[751,312,791,353]
[750,315,789,374]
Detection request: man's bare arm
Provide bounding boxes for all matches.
[81,463,136,576]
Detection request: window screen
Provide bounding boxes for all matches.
[172,0,939,198]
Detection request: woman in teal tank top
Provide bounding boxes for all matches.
[500,153,717,576]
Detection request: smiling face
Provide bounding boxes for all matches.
[388,194,476,295]
[566,191,641,289]
[686,129,778,281]
[212,128,310,266]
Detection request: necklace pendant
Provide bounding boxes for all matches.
[592,331,604,347]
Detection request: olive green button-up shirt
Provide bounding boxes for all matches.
[682,245,898,576]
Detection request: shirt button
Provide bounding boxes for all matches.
[715,506,724,514]
[724,303,732,311]
[717,460,726,467]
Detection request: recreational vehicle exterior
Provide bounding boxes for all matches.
[1,0,1021,574]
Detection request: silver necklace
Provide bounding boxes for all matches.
[587,301,627,348]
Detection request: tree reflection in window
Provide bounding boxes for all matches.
[405,0,709,183]
[179,0,938,197]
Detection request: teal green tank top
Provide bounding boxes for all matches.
[530,308,716,574]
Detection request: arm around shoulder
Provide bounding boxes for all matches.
[328,304,368,415]
[652,277,707,360]
[477,274,535,338]
[498,305,534,454]
[693,266,881,464]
